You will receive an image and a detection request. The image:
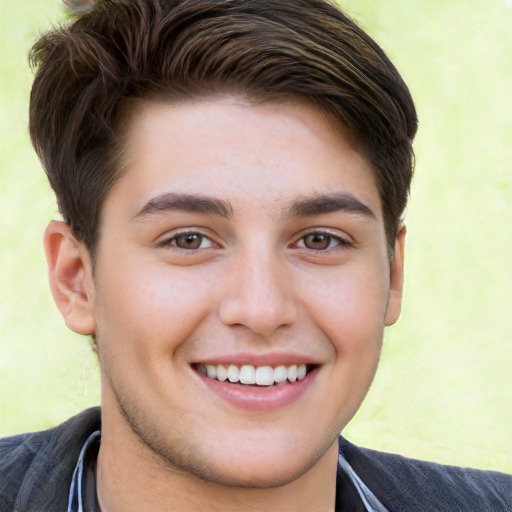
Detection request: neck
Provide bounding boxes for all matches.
[96,409,338,512]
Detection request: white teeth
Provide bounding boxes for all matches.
[239,365,256,385]
[255,366,274,386]
[227,365,240,383]
[273,365,287,383]
[216,365,228,382]
[198,363,310,385]
[206,364,217,379]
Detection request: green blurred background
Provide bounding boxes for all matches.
[1,0,511,473]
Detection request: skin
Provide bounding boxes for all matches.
[45,97,405,511]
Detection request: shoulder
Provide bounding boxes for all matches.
[339,437,512,512]
[0,407,101,512]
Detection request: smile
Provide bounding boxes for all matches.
[196,363,309,386]
[193,360,319,410]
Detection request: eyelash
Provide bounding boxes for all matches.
[156,229,351,253]
[155,230,216,251]
[293,230,352,251]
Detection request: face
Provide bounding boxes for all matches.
[85,98,403,487]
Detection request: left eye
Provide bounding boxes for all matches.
[160,233,214,250]
[297,232,343,251]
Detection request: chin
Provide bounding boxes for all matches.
[171,427,340,490]
[183,453,320,489]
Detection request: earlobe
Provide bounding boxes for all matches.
[384,226,406,326]
[44,221,97,335]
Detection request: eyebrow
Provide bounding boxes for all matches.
[133,191,375,221]
[286,192,376,220]
[134,192,234,219]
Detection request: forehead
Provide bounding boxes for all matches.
[107,97,382,220]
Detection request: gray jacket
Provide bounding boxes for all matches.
[1,407,511,511]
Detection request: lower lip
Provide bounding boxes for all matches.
[195,368,318,411]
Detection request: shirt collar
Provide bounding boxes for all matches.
[68,430,101,512]
[68,432,387,512]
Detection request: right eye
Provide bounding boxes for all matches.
[156,231,215,251]
[300,232,340,251]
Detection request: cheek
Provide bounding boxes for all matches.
[297,259,389,354]
[302,262,388,324]
[93,258,219,357]
[289,261,389,431]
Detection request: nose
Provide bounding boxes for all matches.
[218,250,299,337]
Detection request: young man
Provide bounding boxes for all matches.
[1,0,510,510]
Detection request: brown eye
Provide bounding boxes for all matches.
[174,233,204,249]
[300,232,343,251]
[303,233,331,250]
[156,231,215,251]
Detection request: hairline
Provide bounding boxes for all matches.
[87,91,396,262]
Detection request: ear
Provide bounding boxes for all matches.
[44,221,97,335]
[384,226,406,326]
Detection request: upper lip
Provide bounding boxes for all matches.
[193,352,321,367]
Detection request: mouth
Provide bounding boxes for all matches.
[192,359,319,410]
[194,363,314,387]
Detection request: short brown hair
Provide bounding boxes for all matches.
[29,0,417,255]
